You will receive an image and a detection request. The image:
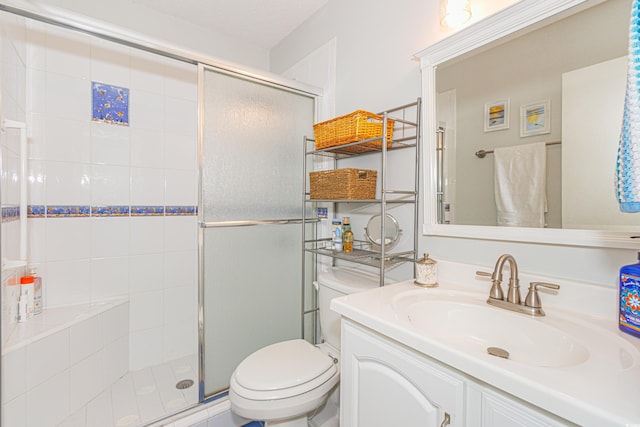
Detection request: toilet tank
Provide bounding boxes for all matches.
[317,267,388,349]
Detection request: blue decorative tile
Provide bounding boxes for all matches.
[47,205,91,217]
[1,205,20,222]
[92,82,129,126]
[92,205,130,217]
[165,205,197,216]
[28,205,46,218]
[130,205,165,216]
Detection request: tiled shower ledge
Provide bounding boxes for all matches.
[2,297,128,354]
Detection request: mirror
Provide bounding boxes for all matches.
[364,213,402,248]
[417,0,640,249]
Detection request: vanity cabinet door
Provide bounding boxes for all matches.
[480,387,574,427]
[341,320,465,427]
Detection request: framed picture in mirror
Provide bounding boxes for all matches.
[520,100,550,137]
[484,99,509,132]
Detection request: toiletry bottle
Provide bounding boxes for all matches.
[20,276,35,319]
[18,276,34,322]
[29,267,43,315]
[332,218,342,251]
[17,291,28,323]
[619,252,640,338]
[342,217,353,253]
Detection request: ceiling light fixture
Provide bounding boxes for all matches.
[440,0,472,29]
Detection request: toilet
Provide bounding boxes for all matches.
[229,267,383,427]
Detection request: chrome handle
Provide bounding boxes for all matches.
[477,270,504,300]
[200,218,319,228]
[525,282,560,309]
[475,270,492,278]
[530,281,560,291]
[440,412,451,427]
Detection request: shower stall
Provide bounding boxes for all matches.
[0,4,320,426]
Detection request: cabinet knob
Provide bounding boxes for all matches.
[440,412,451,427]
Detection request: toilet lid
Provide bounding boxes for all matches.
[233,339,336,393]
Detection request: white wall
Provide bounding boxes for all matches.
[270,0,638,287]
[562,56,630,230]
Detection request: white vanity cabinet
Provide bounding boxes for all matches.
[469,385,574,427]
[341,319,464,426]
[341,319,573,427]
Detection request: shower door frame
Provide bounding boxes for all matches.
[197,63,321,401]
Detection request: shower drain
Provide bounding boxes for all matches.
[176,379,195,390]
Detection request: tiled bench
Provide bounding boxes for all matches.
[2,299,129,427]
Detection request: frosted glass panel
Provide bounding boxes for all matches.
[202,70,313,221]
[200,67,315,397]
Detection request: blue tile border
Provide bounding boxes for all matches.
[28,205,46,218]
[1,205,20,222]
[19,205,197,218]
[47,205,92,218]
[92,205,130,217]
[165,205,197,216]
[130,205,165,216]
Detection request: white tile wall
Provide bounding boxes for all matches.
[2,11,199,426]
[20,18,199,371]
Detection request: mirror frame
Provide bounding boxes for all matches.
[416,0,640,249]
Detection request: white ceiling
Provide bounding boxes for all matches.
[129,0,329,49]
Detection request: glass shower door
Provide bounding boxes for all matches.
[199,66,315,398]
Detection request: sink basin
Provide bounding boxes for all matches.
[397,294,590,368]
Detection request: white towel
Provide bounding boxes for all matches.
[494,142,547,227]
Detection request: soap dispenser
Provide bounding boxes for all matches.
[415,253,438,287]
[619,252,640,338]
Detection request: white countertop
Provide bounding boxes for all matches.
[330,259,640,426]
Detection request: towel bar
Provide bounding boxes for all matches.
[475,140,561,158]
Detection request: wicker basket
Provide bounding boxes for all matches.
[309,168,377,200]
[313,110,395,153]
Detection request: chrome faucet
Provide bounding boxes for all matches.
[476,254,559,316]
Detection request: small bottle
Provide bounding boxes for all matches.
[619,252,640,338]
[415,253,438,287]
[17,292,28,323]
[18,276,34,322]
[342,217,354,253]
[20,276,35,319]
[29,267,43,315]
[332,218,342,251]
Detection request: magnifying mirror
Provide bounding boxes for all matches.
[364,213,401,248]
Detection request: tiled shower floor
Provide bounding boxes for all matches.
[58,354,199,427]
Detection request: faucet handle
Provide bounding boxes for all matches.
[524,282,560,308]
[476,271,504,300]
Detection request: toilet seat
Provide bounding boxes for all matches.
[231,339,338,401]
